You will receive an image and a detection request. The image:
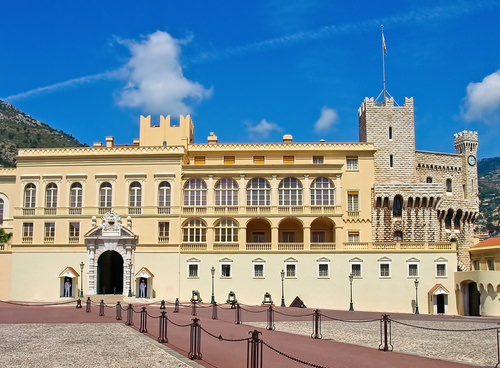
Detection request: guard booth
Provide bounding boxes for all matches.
[428,284,449,314]
[58,266,80,298]
[135,267,154,298]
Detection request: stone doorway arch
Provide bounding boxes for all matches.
[97,251,124,294]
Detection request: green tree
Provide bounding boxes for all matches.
[0,228,12,243]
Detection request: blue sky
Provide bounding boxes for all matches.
[1,0,500,158]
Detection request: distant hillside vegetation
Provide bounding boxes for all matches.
[477,157,500,235]
[0,99,84,167]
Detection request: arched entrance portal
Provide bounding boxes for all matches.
[468,282,481,316]
[97,251,123,294]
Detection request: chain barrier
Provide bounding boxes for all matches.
[165,315,192,328]
[139,306,148,333]
[321,313,380,324]
[262,340,327,368]
[379,314,393,351]
[126,304,134,326]
[274,309,314,318]
[116,302,122,320]
[240,306,267,314]
[158,311,168,343]
[212,302,218,320]
[189,318,202,360]
[200,325,251,342]
[266,306,275,330]
[247,330,262,368]
[390,318,499,332]
[235,303,242,324]
[311,309,322,339]
[191,301,197,316]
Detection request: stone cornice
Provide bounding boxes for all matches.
[188,142,375,152]
[17,145,185,157]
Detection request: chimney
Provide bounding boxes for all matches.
[282,134,293,143]
[105,136,114,147]
[208,132,218,145]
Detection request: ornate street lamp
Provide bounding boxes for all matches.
[280,269,285,307]
[414,278,419,314]
[349,273,354,311]
[210,266,215,304]
[128,261,133,297]
[80,261,84,298]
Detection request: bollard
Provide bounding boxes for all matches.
[247,330,262,368]
[99,300,105,316]
[126,304,134,326]
[191,300,197,316]
[116,301,122,320]
[266,305,275,330]
[174,298,179,313]
[139,306,148,333]
[189,318,202,360]
[311,309,322,339]
[86,297,91,312]
[76,299,82,309]
[378,314,393,351]
[160,299,165,310]
[158,311,168,343]
[235,303,242,324]
[212,302,218,320]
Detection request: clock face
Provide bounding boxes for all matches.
[467,155,476,166]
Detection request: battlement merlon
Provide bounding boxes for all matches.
[454,131,478,155]
[139,115,194,147]
[358,96,414,117]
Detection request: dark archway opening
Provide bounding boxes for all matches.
[468,282,481,316]
[436,294,445,314]
[97,251,123,294]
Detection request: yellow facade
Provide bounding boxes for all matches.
[0,97,478,314]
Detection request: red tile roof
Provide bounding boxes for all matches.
[471,236,500,249]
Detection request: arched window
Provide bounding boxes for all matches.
[183,218,206,243]
[0,198,4,224]
[394,231,403,242]
[70,183,82,210]
[24,184,36,208]
[184,179,207,206]
[215,178,238,206]
[45,183,58,208]
[99,182,112,212]
[129,182,142,214]
[158,181,171,212]
[279,177,302,206]
[247,178,270,206]
[445,209,453,229]
[310,177,335,206]
[426,177,432,183]
[446,179,452,192]
[393,195,403,217]
[454,209,463,229]
[214,218,239,242]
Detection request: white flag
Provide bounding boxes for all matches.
[382,33,387,55]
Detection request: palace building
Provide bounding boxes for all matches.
[0,95,484,315]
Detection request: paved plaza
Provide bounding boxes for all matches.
[0,298,498,367]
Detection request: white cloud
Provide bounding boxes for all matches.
[461,70,500,123]
[245,119,282,139]
[314,106,338,133]
[116,31,212,116]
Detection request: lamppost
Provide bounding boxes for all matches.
[210,266,215,304]
[128,261,133,297]
[280,269,285,307]
[79,261,84,298]
[414,278,419,314]
[349,273,354,311]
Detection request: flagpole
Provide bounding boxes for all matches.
[381,25,386,99]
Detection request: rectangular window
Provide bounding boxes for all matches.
[408,263,419,277]
[312,232,325,243]
[436,263,447,277]
[253,264,264,278]
[285,263,296,278]
[390,154,394,168]
[252,232,265,243]
[253,156,265,164]
[188,263,199,278]
[348,231,360,242]
[379,263,391,277]
[313,156,324,164]
[487,259,495,271]
[22,222,34,244]
[318,263,329,278]
[158,222,169,243]
[44,222,55,238]
[224,156,235,165]
[347,191,359,211]
[69,222,80,237]
[194,156,206,165]
[282,232,295,242]
[346,157,358,170]
[472,260,480,271]
[283,155,294,164]
[221,264,231,278]
[350,263,362,278]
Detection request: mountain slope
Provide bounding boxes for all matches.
[0,100,84,167]
[477,157,500,235]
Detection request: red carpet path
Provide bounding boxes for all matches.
[0,300,483,368]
